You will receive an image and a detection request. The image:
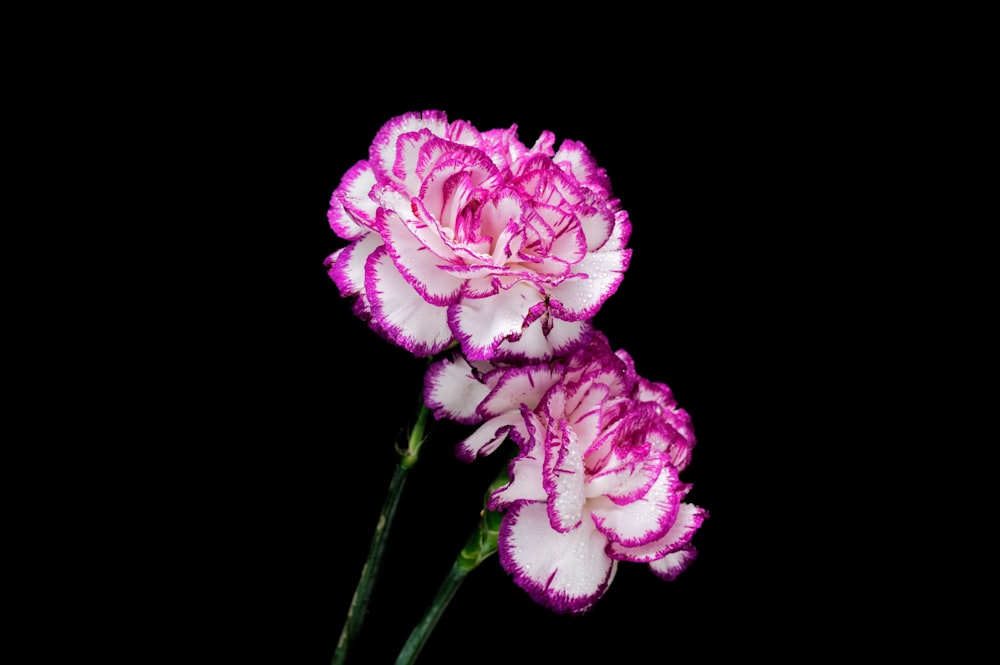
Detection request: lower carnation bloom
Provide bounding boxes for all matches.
[424,332,705,613]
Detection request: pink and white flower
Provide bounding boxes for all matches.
[424,333,705,613]
[325,110,631,362]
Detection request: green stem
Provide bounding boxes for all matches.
[394,559,471,665]
[332,401,432,665]
[395,487,505,664]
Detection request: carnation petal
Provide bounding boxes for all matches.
[607,502,707,562]
[324,233,382,298]
[449,282,542,360]
[607,209,632,251]
[365,246,453,356]
[369,110,449,179]
[478,362,565,418]
[492,316,593,363]
[499,501,616,615]
[418,142,498,228]
[392,128,436,191]
[441,118,482,147]
[455,410,522,461]
[553,139,613,198]
[547,249,631,320]
[423,355,491,424]
[561,381,610,452]
[576,206,615,252]
[528,129,556,156]
[378,207,462,306]
[543,420,587,532]
[490,447,546,509]
[589,420,662,504]
[545,217,587,267]
[648,545,698,581]
[591,463,681,547]
[329,160,377,240]
[375,184,455,261]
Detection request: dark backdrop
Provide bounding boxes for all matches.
[41,8,981,661]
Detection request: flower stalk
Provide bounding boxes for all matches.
[331,400,432,665]
[395,470,507,665]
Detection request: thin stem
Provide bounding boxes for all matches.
[332,401,432,665]
[394,560,470,665]
[395,488,504,665]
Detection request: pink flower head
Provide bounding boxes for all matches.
[326,110,632,362]
[424,332,704,614]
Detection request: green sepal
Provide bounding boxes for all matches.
[456,463,509,572]
[456,511,498,572]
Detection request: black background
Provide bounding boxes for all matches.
[26,10,986,662]
[171,42,915,664]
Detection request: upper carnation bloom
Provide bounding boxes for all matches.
[325,110,632,361]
